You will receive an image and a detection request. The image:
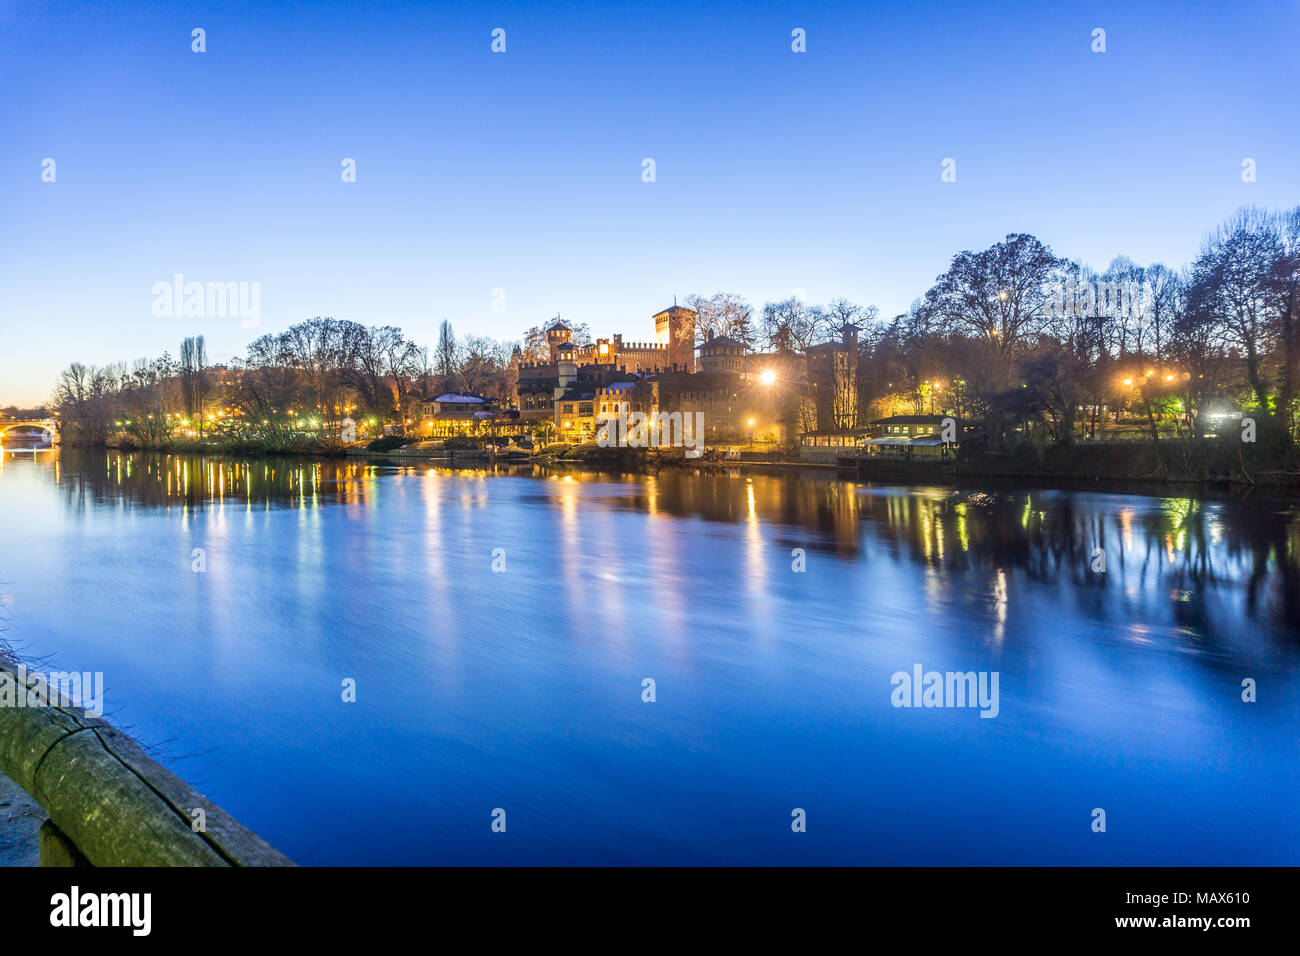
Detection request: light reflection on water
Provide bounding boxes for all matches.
[1,448,1297,864]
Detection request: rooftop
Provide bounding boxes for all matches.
[698,336,748,350]
[872,415,958,425]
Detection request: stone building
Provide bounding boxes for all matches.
[805,322,860,432]
[510,304,837,447]
[538,305,696,373]
[517,305,698,430]
[697,333,749,374]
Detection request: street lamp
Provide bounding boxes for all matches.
[759,369,776,386]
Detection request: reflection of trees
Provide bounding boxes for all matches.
[49,449,388,513]
[592,468,1300,641]
[38,451,1300,642]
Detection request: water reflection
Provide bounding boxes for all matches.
[2,448,1297,864]
[9,448,1296,650]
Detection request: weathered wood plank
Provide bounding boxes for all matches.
[0,652,294,866]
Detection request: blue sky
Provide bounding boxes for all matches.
[1,0,1297,405]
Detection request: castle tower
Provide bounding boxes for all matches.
[555,342,578,393]
[839,321,859,351]
[653,304,697,373]
[546,319,573,363]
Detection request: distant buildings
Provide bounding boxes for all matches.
[412,393,527,439]
[799,415,974,463]
[417,303,877,450]
[805,323,859,432]
[516,305,802,445]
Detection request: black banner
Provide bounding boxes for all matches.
[0,866,1278,941]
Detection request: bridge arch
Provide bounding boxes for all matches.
[0,419,59,442]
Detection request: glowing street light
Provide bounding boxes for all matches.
[759,369,777,386]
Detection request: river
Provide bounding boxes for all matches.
[0,446,1296,864]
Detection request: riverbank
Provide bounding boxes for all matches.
[0,772,41,867]
[103,436,349,457]
[48,437,1300,493]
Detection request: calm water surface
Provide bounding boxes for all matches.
[1,447,1297,864]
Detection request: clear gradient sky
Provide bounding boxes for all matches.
[2,0,1297,405]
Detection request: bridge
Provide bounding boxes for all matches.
[0,418,59,442]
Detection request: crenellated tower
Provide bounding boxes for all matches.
[653,304,697,373]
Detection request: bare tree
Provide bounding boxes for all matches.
[685,293,756,345]
[435,320,458,378]
[761,297,823,353]
[1144,263,1183,365]
[924,233,1067,357]
[520,325,550,363]
[457,335,507,395]
[179,335,208,435]
[380,329,421,431]
[1188,208,1286,412]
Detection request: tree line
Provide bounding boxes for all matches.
[52,318,520,446]
[50,204,1299,468]
[688,206,1300,467]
